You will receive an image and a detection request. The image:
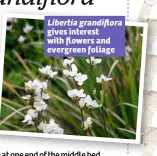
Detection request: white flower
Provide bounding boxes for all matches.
[34,87,42,95]
[74,73,88,86]
[34,100,47,112]
[22,109,38,125]
[68,89,86,101]
[54,127,64,134]
[63,70,70,76]
[27,109,38,118]
[39,65,51,75]
[47,70,58,78]
[125,52,131,62]
[125,46,132,62]
[32,79,48,94]
[7,18,17,23]
[38,118,64,134]
[25,81,33,91]
[18,35,26,43]
[25,79,48,93]
[41,81,48,90]
[7,18,13,22]
[87,100,102,109]
[79,98,86,108]
[84,95,92,103]
[33,79,48,91]
[23,24,33,33]
[42,93,50,100]
[7,25,13,31]
[38,121,47,131]
[84,117,92,130]
[86,57,102,66]
[39,66,58,78]
[22,95,31,100]
[22,114,34,125]
[24,79,49,112]
[31,79,41,90]
[63,58,74,67]
[126,46,132,52]
[44,121,58,134]
[85,95,102,109]
[35,92,49,101]
[63,64,78,77]
[34,95,41,102]
[96,74,112,83]
[79,95,102,109]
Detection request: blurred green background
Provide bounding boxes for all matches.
[0,18,143,139]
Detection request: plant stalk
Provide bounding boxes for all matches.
[80,109,86,135]
[100,83,106,131]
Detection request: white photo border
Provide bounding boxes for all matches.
[0,13,148,144]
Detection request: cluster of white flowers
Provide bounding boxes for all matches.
[39,65,58,78]
[24,79,48,94]
[67,89,100,131]
[18,24,33,43]
[65,57,115,133]
[22,66,63,134]
[63,58,88,86]
[23,24,33,34]
[21,56,117,135]
[64,58,102,132]
[96,74,112,84]
[79,95,102,109]
[86,57,102,66]
[38,118,64,134]
[22,79,49,125]
[84,117,92,130]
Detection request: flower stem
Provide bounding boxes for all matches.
[29,95,41,132]
[80,109,86,135]
[100,83,106,131]
[86,128,92,136]
[89,57,93,71]
[89,109,94,117]
[34,120,40,132]
[100,84,105,105]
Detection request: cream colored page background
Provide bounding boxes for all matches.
[138,1,157,155]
